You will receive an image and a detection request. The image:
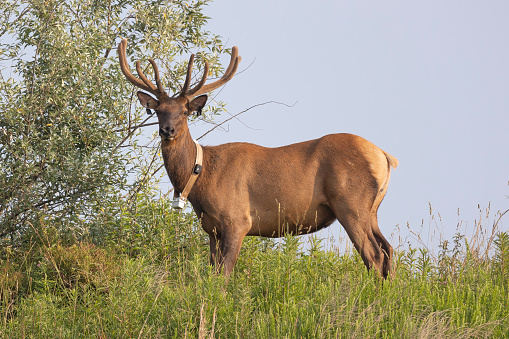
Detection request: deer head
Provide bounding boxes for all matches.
[118,39,241,142]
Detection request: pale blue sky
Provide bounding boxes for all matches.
[180,0,509,249]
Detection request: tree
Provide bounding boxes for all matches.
[0,0,228,247]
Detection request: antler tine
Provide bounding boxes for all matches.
[135,59,165,95]
[180,54,195,97]
[135,60,157,92]
[118,39,152,92]
[118,38,166,98]
[190,47,241,97]
[186,61,209,96]
[222,46,238,79]
[148,59,165,94]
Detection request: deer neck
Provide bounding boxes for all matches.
[161,129,197,194]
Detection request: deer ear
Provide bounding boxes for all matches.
[137,91,159,109]
[188,95,208,115]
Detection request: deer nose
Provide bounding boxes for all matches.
[159,127,175,139]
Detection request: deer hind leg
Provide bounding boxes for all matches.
[334,209,389,278]
[368,171,394,278]
[370,211,393,278]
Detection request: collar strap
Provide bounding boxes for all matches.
[172,140,203,208]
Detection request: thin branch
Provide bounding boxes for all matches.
[234,57,256,77]
[205,97,261,132]
[112,114,153,152]
[196,101,296,141]
[114,120,158,132]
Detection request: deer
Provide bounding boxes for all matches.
[118,39,399,278]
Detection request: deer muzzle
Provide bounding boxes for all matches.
[159,127,176,141]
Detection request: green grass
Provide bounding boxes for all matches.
[1,204,508,338]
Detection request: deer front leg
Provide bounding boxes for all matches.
[209,234,220,269]
[219,233,245,276]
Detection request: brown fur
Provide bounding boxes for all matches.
[118,40,398,278]
[183,132,398,278]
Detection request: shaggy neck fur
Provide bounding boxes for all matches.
[161,128,197,195]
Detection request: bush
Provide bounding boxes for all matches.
[0,0,228,248]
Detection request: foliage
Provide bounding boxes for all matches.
[1,191,508,338]
[494,231,509,281]
[0,0,228,246]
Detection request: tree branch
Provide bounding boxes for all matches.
[197,101,295,141]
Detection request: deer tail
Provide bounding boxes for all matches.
[384,152,399,169]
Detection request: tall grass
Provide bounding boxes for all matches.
[1,199,508,338]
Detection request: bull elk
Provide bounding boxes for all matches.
[118,39,399,278]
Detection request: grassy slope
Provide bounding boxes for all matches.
[1,206,508,338]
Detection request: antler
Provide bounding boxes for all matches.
[180,46,241,98]
[118,38,166,98]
